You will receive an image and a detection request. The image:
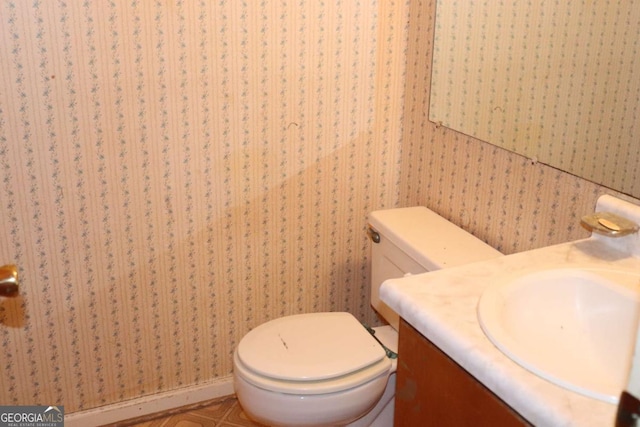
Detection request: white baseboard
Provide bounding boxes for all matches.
[64,376,234,427]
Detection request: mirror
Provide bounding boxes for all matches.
[429,1,640,198]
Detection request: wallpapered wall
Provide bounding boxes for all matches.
[0,1,407,412]
[0,0,638,415]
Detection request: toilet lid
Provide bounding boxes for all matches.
[237,312,387,382]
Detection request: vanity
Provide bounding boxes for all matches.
[395,318,529,426]
[381,195,640,426]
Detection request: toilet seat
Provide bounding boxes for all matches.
[235,312,391,395]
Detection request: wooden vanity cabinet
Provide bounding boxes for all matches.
[394,318,531,426]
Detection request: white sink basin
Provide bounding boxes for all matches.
[478,267,640,403]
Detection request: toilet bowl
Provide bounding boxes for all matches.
[234,312,395,427]
[233,207,503,426]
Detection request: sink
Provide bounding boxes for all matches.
[478,267,640,403]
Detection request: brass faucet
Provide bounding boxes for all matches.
[0,265,19,297]
[581,212,640,237]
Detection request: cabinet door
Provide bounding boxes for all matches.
[395,318,530,426]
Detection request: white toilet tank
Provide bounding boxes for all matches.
[368,207,502,330]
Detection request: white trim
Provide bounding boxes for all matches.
[64,376,234,427]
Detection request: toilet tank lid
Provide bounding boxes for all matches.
[368,206,502,270]
[236,312,387,382]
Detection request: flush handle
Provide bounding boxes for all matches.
[367,226,380,244]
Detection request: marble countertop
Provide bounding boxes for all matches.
[380,237,640,427]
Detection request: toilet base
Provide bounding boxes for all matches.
[346,371,396,427]
[234,368,390,427]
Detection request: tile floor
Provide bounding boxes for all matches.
[103,395,265,427]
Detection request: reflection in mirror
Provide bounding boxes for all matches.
[429,1,640,198]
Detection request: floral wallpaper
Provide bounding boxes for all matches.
[0,0,407,412]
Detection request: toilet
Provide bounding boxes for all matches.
[233,207,502,426]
